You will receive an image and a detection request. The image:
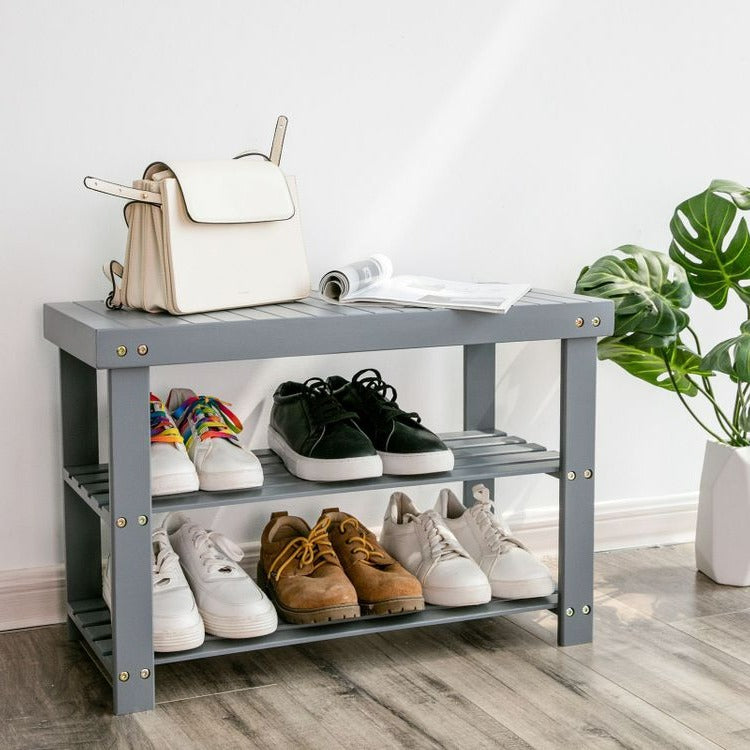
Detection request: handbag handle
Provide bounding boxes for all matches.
[269,115,288,165]
[233,115,288,165]
[84,177,162,205]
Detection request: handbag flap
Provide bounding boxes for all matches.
[164,159,295,224]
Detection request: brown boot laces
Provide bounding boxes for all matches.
[268,516,337,581]
[339,517,385,566]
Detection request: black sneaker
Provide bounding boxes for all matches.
[327,369,454,475]
[268,378,383,481]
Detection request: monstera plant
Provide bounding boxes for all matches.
[576,179,750,586]
[576,179,750,447]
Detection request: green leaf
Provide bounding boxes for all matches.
[575,245,691,347]
[598,337,708,395]
[669,186,750,308]
[709,179,750,210]
[701,320,750,382]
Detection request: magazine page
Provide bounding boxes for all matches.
[348,276,530,313]
[319,254,393,301]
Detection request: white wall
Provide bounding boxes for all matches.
[2,0,749,575]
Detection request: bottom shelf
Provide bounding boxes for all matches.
[70,594,558,669]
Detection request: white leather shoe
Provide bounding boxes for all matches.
[103,527,205,652]
[379,492,491,607]
[165,514,277,638]
[150,394,200,496]
[435,485,556,600]
[167,388,263,491]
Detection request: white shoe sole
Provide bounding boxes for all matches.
[422,582,492,607]
[198,467,264,492]
[104,587,206,652]
[200,607,278,639]
[378,449,454,475]
[154,619,205,652]
[268,426,383,481]
[490,577,557,600]
[152,472,200,496]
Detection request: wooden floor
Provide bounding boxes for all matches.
[3,544,750,749]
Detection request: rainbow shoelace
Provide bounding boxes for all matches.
[150,394,183,444]
[171,395,243,452]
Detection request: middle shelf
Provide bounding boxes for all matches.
[64,429,560,518]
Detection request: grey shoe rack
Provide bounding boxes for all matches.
[44,290,612,715]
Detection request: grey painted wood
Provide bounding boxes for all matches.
[60,351,102,641]
[43,293,614,369]
[67,595,557,669]
[108,367,155,714]
[463,343,497,507]
[62,432,560,518]
[44,287,612,716]
[557,337,597,646]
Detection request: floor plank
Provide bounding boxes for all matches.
[382,619,720,749]
[3,543,750,749]
[593,544,750,624]
[513,592,750,749]
[671,607,750,667]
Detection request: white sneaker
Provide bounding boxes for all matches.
[150,394,200,496]
[103,527,205,652]
[166,388,264,491]
[379,492,491,607]
[165,514,277,638]
[435,484,556,599]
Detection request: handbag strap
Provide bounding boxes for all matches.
[84,176,162,205]
[269,115,288,165]
[102,260,124,310]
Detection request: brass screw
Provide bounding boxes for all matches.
[582,605,591,615]
[565,607,575,617]
[136,344,148,356]
[567,471,576,480]
[592,316,601,327]
[574,317,584,328]
[583,469,593,479]
[118,671,129,682]
[140,668,151,679]
[115,517,127,528]
[116,345,127,357]
[137,515,148,526]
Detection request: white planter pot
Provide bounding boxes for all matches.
[695,440,750,586]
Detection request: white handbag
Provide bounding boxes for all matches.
[85,116,310,315]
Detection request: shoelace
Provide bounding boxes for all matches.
[152,529,181,587]
[268,516,337,580]
[339,517,385,566]
[351,368,421,425]
[303,378,358,426]
[186,524,244,575]
[405,509,465,561]
[469,484,526,554]
[172,395,243,452]
[150,394,183,444]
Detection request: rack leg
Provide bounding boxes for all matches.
[558,337,597,646]
[60,351,101,640]
[463,343,496,506]
[108,367,154,714]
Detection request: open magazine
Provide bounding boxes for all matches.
[319,254,529,314]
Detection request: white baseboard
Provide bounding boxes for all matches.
[0,492,698,632]
[0,564,66,631]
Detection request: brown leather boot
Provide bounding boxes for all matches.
[318,508,424,615]
[258,511,360,624]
